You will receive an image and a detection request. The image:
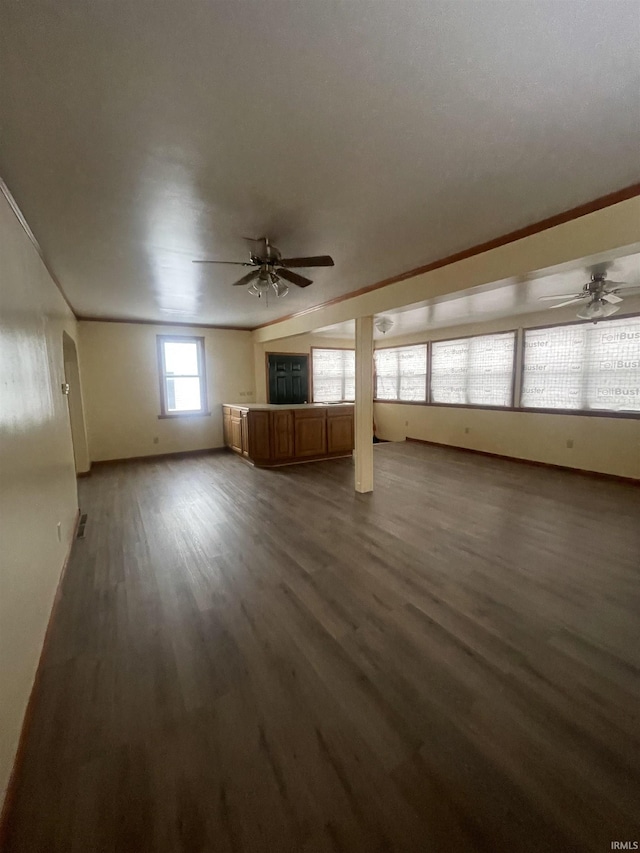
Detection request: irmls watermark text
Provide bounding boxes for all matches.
[611,843,639,850]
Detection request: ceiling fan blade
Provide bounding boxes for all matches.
[602,279,626,288]
[548,297,588,309]
[602,293,623,304]
[231,270,261,287]
[193,259,253,266]
[279,255,334,268]
[277,268,313,288]
[608,283,640,294]
[538,293,584,302]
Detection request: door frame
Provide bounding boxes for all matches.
[265,351,310,404]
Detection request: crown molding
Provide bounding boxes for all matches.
[77,315,252,332]
[0,176,77,316]
[253,181,640,332]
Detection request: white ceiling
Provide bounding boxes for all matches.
[1,1,639,328]
[315,252,640,339]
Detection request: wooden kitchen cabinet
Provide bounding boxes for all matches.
[293,409,327,458]
[248,410,271,463]
[230,413,243,454]
[240,410,249,457]
[327,411,354,454]
[271,409,294,460]
[222,404,353,467]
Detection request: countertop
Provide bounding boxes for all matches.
[223,402,354,411]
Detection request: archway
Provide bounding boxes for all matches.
[62,332,90,475]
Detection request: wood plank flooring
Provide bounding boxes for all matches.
[4,442,640,852]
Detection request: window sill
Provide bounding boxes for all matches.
[373,400,640,419]
[158,411,212,419]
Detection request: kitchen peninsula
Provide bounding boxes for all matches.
[222,403,354,467]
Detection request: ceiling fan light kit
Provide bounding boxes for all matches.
[539,272,638,322]
[193,237,334,302]
[576,299,620,321]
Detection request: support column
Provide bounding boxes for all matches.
[354,315,374,493]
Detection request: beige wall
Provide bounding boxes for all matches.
[373,306,640,479]
[0,190,80,806]
[254,333,354,403]
[79,321,255,462]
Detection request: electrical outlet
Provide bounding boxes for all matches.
[405,420,409,427]
[153,436,159,445]
[566,438,574,449]
[57,522,62,542]
[464,427,470,434]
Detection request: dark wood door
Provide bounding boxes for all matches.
[268,354,309,404]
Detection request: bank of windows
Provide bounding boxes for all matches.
[157,335,208,416]
[312,348,355,402]
[373,317,640,415]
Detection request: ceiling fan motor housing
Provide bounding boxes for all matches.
[250,238,281,266]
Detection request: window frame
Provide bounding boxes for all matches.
[310,346,356,403]
[518,313,640,419]
[370,315,639,419]
[373,342,429,404]
[157,335,209,418]
[428,329,518,410]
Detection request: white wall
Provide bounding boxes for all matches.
[79,321,256,462]
[0,190,80,806]
[373,306,640,479]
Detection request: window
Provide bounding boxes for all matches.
[312,348,355,402]
[157,336,208,416]
[521,317,640,413]
[374,344,428,401]
[430,332,515,407]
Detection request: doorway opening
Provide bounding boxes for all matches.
[62,332,90,476]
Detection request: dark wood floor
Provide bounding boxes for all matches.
[4,443,640,852]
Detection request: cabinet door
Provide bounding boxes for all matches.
[248,411,271,461]
[327,412,354,454]
[223,409,232,447]
[240,412,249,457]
[271,410,294,459]
[294,411,327,458]
[230,416,243,453]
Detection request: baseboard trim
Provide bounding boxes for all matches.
[90,446,227,467]
[0,508,81,847]
[405,437,639,485]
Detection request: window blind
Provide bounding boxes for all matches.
[312,349,355,402]
[431,332,515,406]
[374,345,427,401]
[521,317,640,412]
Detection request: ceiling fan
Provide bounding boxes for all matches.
[193,237,334,299]
[538,272,640,320]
